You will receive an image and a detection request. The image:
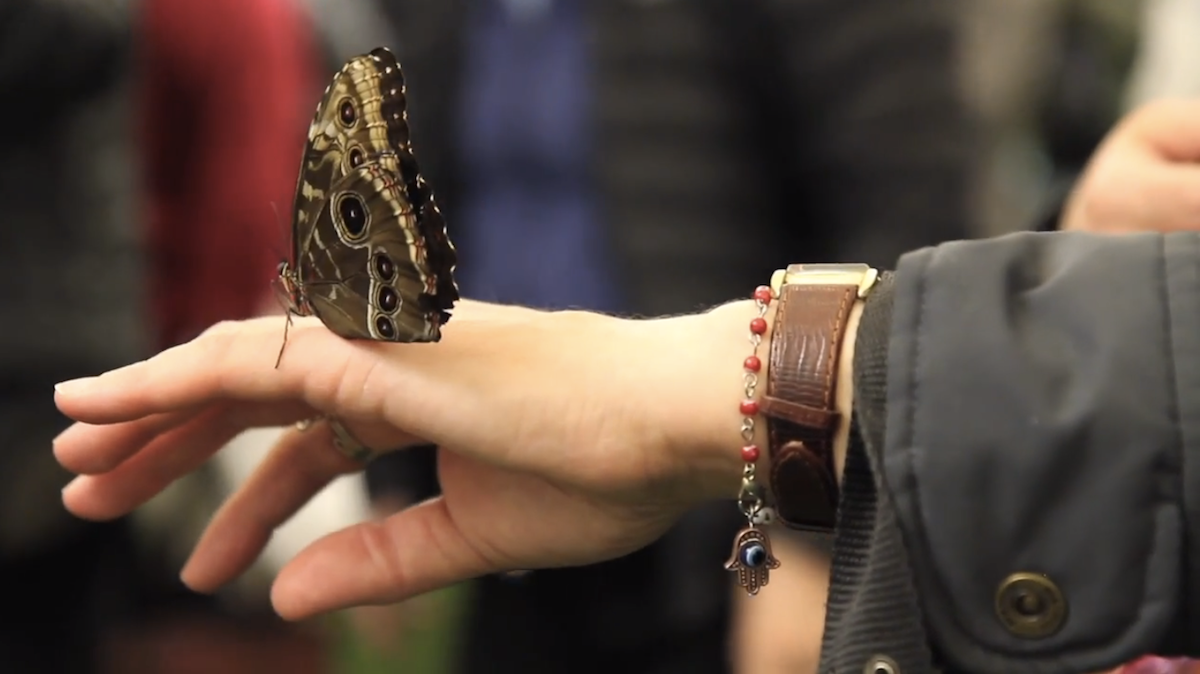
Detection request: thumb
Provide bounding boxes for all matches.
[270,496,494,619]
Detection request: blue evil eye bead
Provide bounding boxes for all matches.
[739,541,767,568]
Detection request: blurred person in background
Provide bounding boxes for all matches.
[0,1,146,672]
[140,0,316,352]
[956,0,1142,238]
[365,0,977,672]
[1033,0,1141,214]
[1048,0,1200,238]
[1124,0,1200,107]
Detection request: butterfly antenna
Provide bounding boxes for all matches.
[268,200,290,262]
[275,312,293,369]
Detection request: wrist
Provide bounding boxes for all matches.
[651,294,860,506]
[650,300,774,503]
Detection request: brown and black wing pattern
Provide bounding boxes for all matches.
[298,154,451,342]
[283,47,458,344]
[291,48,405,276]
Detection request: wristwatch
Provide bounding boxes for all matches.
[761,263,878,532]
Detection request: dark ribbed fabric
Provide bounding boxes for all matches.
[820,272,940,674]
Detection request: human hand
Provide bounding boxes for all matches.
[1062,99,1200,233]
[52,302,751,620]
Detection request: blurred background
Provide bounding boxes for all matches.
[0,0,1188,672]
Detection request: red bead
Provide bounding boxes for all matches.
[741,444,760,463]
[739,399,760,416]
[749,317,768,335]
[743,355,762,372]
[753,286,773,304]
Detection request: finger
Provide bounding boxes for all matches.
[54,408,200,475]
[54,400,314,476]
[1119,164,1200,232]
[269,496,494,620]
[60,402,315,520]
[1084,161,1200,233]
[63,404,238,520]
[181,419,402,593]
[53,317,357,424]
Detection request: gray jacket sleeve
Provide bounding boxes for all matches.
[0,0,133,111]
[821,231,1198,673]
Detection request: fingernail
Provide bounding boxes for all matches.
[55,377,97,395]
[62,476,83,498]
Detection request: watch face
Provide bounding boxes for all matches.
[785,263,871,276]
[772,263,878,297]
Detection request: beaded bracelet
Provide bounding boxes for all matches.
[725,285,781,596]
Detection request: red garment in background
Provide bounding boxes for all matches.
[139,0,321,349]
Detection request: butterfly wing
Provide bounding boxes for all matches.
[285,46,458,342]
[298,154,456,342]
[291,48,409,263]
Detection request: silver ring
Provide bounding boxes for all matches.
[328,418,378,463]
[294,415,377,463]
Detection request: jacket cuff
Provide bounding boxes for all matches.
[881,232,1188,672]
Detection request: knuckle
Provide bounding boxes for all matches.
[306,347,366,414]
[1128,98,1186,130]
[199,319,243,340]
[355,520,409,588]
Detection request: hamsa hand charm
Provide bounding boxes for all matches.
[725,526,781,596]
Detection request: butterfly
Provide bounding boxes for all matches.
[274,47,459,366]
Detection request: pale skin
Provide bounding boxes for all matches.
[1062,99,1200,234]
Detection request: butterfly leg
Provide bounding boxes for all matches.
[274,311,295,369]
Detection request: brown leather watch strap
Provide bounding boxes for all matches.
[761,282,857,532]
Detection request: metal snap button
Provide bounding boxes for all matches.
[995,572,1067,638]
[864,655,899,674]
